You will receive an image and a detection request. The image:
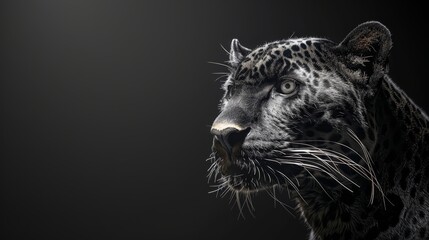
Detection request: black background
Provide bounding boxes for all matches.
[1,1,427,239]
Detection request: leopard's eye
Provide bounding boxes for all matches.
[278,79,298,96]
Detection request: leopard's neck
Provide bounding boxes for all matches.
[297,76,429,240]
[372,76,429,191]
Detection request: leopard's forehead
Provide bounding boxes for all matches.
[233,38,333,84]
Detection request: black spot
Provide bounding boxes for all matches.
[303,63,311,73]
[424,165,429,179]
[347,152,361,163]
[355,126,366,139]
[397,110,404,120]
[265,58,274,69]
[420,227,426,238]
[309,85,317,95]
[356,223,364,231]
[400,167,410,190]
[419,211,425,218]
[315,122,333,132]
[380,124,387,135]
[274,50,280,55]
[414,173,421,184]
[283,49,292,58]
[325,233,340,239]
[326,205,337,221]
[339,190,355,205]
[415,155,421,170]
[392,129,402,145]
[405,149,413,161]
[303,120,315,128]
[404,104,411,115]
[407,130,416,143]
[313,79,319,86]
[329,133,341,142]
[291,45,300,51]
[360,210,368,219]
[300,43,307,49]
[304,93,310,103]
[313,111,324,118]
[313,218,320,227]
[410,187,416,198]
[313,72,320,78]
[343,230,352,239]
[306,130,314,137]
[306,40,312,46]
[291,63,298,70]
[314,64,322,71]
[404,228,411,238]
[314,50,322,58]
[340,141,351,153]
[364,226,380,240]
[382,139,390,149]
[259,64,266,76]
[318,93,332,103]
[323,79,331,88]
[406,210,415,219]
[304,51,310,58]
[314,42,322,51]
[370,193,403,239]
[331,107,344,119]
[273,58,285,73]
[419,196,425,205]
[317,177,337,188]
[251,71,260,79]
[368,129,375,141]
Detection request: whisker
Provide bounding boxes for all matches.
[273,167,308,205]
[304,167,333,200]
[346,128,386,207]
[220,43,231,56]
[208,61,234,71]
[266,186,296,217]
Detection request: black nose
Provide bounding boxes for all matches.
[211,127,250,155]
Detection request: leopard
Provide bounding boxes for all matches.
[207,21,429,240]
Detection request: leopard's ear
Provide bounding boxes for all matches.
[229,39,251,67]
[334,21,392,85]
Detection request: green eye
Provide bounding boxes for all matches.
[278,79,298,96]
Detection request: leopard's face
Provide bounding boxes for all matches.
[209,37,380,193]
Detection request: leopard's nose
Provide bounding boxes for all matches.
[210,125,250,155]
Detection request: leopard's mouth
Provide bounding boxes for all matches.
[209,148,297,192]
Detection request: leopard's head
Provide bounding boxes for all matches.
[209,22,392,196]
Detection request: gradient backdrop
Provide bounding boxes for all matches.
[1,1,427,239]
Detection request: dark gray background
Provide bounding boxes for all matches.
[1,0,427,239]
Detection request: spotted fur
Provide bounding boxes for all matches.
[208,22,429,240]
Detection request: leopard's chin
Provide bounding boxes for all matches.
[215,155,288,193]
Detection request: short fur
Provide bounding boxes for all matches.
[208,22,429,240]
